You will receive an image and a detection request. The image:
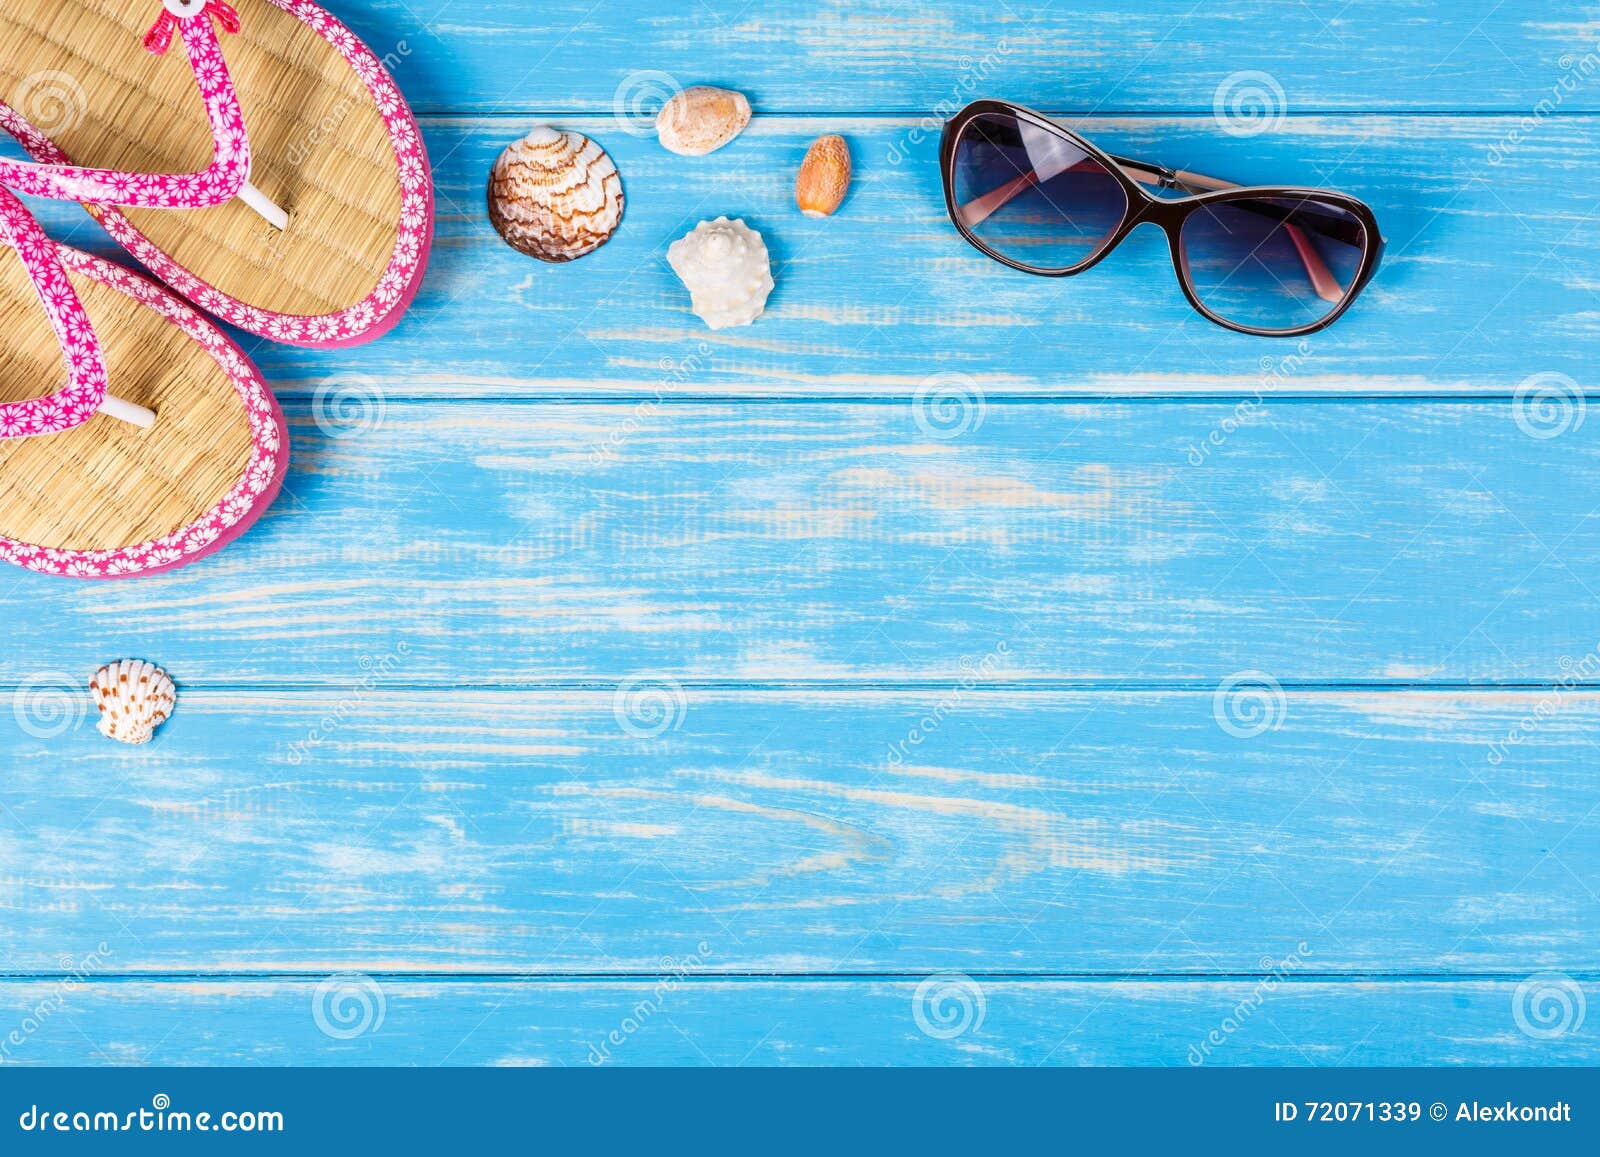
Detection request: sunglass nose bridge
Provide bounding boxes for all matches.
[1123,194,1183,230]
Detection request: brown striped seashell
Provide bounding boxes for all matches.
[488,126,625,262]
[89,659,175,745]
[656,86,751,156]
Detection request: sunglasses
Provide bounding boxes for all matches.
[940,100,1384,337]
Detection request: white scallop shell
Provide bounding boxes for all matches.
[488,125,624,262]
[666,217,774,329]
[89,659,175,745]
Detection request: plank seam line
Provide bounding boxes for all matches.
[413,110,1600,122]
[267,395,1569,407]
[0,972,1592,984]
[10,681,1599,695]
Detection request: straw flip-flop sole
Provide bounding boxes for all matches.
[0,243,286,578]
[0,0,432,347]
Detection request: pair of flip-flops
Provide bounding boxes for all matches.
[0,0,432,578]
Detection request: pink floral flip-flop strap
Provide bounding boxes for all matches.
[0,186,108,440]
[0,0,250,209]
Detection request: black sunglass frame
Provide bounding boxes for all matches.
[939,99,1385,337]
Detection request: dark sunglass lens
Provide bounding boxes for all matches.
[1179,195,1369,333]
[951,112,1129,272]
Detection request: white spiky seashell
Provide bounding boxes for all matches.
[89,659,175,745]
[666,216,774,329]
[487,125,624,262]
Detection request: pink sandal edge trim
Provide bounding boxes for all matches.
[3,0,435,349]
[0,244,287,580]
[0,187,110,439]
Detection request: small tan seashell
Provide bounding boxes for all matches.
[657,86,751,156]
[90,659,175,745]
[796,134,851,217]
[488,126,624,262]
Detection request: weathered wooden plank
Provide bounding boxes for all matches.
[338,0,1599,115]
[201,114,1600,393]
[21,114,1598,395]
[0,0,1592,1073]
[2,690,1595,972]
[4,401,1599,682]
[0,978,1593,1066]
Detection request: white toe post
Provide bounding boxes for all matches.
[238,180,288,230]
[99,394,156,429]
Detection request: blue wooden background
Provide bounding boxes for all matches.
[2,0,1598,1065]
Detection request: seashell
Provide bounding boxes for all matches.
[667,216,774,329]
[656,86,751,156]
[488,126,624,262]
[796,134,851,217]
[89,659,175,745]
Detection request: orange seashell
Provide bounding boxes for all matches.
[796,134,851,217]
